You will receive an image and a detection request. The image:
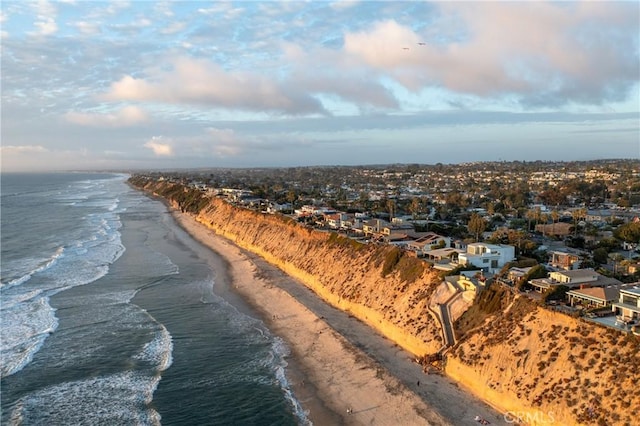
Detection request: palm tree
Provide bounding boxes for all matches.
[409,198,421,220]
[551,210,560,236]
[526,209,537,232]
[386,199,396,220]
[572,208,587,236]
[539,213,549,237]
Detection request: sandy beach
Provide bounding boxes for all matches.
[171,208,506,425]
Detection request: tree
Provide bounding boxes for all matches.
[468,213,487,242]
[571,208,587,236]
[540,213,549,237]
[543,285,569,303]
[386,199,396,220]
[615,222,640,244]
[286,190,297,207]
[592,247,609,265]
[526,209,537,232]
[539,187,567,207]
[486,202,495,216]
[518,264,548,290]
[409,197,421,219]
[550,210,560,235]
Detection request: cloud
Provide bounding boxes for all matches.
[144,136,174,156]
[29,0,58,36]
[101,56,326,115]
[33,18,57,35]
[282,41,399,111]
[64,106,149,127]
[161,21,186,35]
[1,145,49,154]
[154,1,175,18]
[205,127,245,157]
[71,20,102,35]
[343,2,639,106]
[197,3,245,19]
[330,1,360,11]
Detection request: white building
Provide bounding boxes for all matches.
[529,269,621,292]
[612,287,640,328]
[458,243,515,273]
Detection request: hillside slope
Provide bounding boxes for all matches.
[131,178,640,426]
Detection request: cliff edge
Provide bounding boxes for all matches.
[131,177,639,426]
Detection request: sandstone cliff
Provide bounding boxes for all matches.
[449,293,639,426]
[131,178,640,426]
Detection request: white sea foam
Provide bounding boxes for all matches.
[1,246,65,289]
[8,371,162,425]
[1,295,59,377]
[133,323,174,373]
[1,182,127,378]
[271,337,312,425]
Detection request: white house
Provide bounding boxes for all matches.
[529,269,621,292]
[612,287,640,327]
[458,243,515,273]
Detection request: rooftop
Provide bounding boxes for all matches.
[554,269,598,279]
[621,287,640,297]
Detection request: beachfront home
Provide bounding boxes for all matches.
[529,269,621,293]
[612,287,640,327]
[567,283,638,309]
[425,247,466,272]
[325,212,349,229]
[363,219,390,236]
[506,266,533,287]
[406,233,451,257]
[457,243,515,274]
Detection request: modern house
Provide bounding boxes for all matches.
[458,243,515,274]
[406,233,451,257]
[325,212,349,229]
[567,283,637,309]
[612,287,640,327]
[363,219,390,236]
[506,266,533,287]
[529,269,621,292]
[424,247,466,271]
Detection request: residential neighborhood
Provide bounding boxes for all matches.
[138,159,640,334]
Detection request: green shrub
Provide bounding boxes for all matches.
[381,247,402,277]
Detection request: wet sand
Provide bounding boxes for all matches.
[171,208,506,425]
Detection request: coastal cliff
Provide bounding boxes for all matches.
[131,177,639,426]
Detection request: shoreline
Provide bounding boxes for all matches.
[169,207,506,425]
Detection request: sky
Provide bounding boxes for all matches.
[1,0,639,172]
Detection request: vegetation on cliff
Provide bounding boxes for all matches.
[131,176,445,355]
[130,176,640,426]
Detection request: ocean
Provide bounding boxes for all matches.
[1,173,308,425]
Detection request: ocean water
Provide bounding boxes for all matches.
[1,173,307,425]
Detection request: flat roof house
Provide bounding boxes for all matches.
[612,287,640,328]
[529,269,621,293]
[458,243,515,274]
